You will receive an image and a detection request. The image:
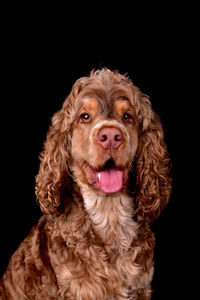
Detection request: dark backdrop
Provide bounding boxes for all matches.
[1,6,194,300]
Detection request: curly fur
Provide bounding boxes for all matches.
[0,68,171,299]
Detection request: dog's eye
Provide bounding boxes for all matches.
[123,113,133,123]
[80,113,91,123]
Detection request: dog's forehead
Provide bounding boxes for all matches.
[80,96,133,115]
[81,97,100,111]
[113,98,133,112]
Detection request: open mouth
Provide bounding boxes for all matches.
[87,159,124,194]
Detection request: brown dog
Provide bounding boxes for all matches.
[0,68,171,299]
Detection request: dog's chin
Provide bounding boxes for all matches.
[83,159,129,196]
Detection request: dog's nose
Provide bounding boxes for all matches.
[97,127,123,150]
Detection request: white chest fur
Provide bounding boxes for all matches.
[81,188,138,251]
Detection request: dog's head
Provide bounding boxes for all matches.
[35,69,171,222]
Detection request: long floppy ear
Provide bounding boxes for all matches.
[134,93,172,222]
[35,74,95,215]
[35,93,77,215]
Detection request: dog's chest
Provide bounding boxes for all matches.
[82,190,138,249]
[56,240,141,300]
[54,192,142,299]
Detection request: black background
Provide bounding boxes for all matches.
[0,4,196,300]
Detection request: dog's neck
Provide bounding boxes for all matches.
[81,187,138,251]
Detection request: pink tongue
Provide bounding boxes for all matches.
[97,168,123,193]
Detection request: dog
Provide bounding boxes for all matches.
[0,68,171,299]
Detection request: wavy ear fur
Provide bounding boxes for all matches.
[35,75,95,215]
[35,86,81,215]
[35,103,72,214]
[134,93,172,222]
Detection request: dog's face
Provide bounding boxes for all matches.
[71,96,138,195]
[35,69,171,221]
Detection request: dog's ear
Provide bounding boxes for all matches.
[35,97,73,215]
[35,74,94,215]
[35,76,86,215]
[134,93,172,222]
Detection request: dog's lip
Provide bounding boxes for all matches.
[85,159,124,173]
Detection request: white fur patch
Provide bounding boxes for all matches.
[81,187,138,251]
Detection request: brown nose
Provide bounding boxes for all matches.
[97,127,123,150]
